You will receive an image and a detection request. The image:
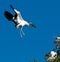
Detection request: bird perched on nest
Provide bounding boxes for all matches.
[47,51,57,62]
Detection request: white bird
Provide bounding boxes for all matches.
[47,51,57,61]
[4,5,36,38]
[50,51,57,58]
[56,36,60,40]
[54,36,60,48]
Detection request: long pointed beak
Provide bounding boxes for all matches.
[29,22,36,28]
[31,23,36,28]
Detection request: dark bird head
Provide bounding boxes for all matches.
[29,22,36,28]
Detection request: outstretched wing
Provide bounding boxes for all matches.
[10,5,23,20]
[4,11,13,21]
[4,11,17,25]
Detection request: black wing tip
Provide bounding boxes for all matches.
[10,4,13,8]
[4,11,13,21]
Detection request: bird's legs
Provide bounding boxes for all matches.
[20,27,25,38]
[20,29,23,38]
[21,28,25,35]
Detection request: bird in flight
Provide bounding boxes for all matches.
[4,5,36,38]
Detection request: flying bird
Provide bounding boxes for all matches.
[4,5,36,38]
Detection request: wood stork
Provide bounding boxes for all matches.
[54,36,60,48]
[47,51,57,61]
[4,5,36,38]
[56,36,60,41]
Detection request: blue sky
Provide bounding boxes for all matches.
[0,0,60,62]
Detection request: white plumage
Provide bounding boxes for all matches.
[56,36,60,40]
[47,51,57,61]
[4,5,36,38]
[12,9,30,28]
